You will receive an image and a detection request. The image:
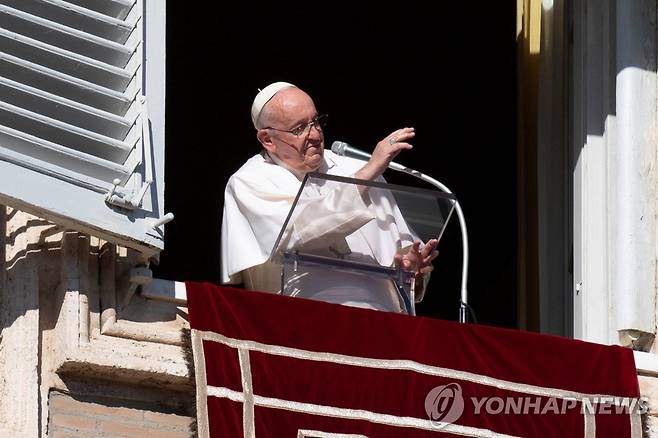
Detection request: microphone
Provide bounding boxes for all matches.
[330,141,407,172]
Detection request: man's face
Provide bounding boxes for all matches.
[259,88,324,173]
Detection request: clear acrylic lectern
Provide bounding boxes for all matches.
[269,172,456,315]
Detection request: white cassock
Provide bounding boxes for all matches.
[221,149,420,313]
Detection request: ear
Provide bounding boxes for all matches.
[256,129,276,153]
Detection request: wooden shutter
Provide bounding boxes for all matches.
[0,0,167,256]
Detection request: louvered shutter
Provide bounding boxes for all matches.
[0,0,167,256]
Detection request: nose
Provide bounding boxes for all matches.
[308,122,322,140]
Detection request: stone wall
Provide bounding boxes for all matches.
[0,207,193,437]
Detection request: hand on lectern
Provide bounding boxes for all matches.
[395,239,439,280]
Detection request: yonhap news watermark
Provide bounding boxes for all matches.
[424,383,648,428]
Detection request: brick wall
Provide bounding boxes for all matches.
[48,391,194,438]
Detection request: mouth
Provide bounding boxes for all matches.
[305,143,323,155]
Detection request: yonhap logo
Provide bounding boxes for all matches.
[424,383,465,427]
[424,382,647,430]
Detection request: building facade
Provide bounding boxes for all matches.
[2,0,658,436]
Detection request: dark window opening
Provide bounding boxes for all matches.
[157,2,518,328]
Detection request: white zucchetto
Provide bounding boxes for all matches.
[250,82,297,129]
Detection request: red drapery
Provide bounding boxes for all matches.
[187,282,641,437]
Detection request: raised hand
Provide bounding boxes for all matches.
[355,127,415,181]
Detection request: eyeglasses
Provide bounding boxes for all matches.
[265,114,328,137]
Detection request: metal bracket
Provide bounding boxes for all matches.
[148,212,174,230]
[106,179,152,210]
